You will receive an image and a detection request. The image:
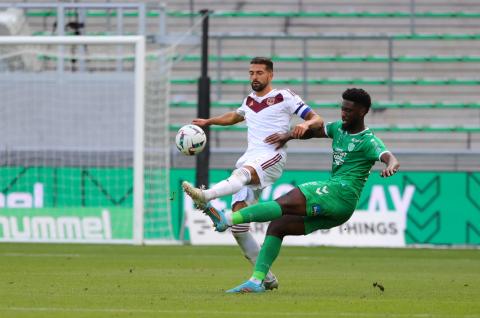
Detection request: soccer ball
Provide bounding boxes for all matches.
[175,124,207,156]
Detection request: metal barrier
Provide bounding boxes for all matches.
[201,34,480,100]
[0,2,149,35]
[171,101,480,109]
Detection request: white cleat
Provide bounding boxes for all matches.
[263,277,279,291]
[182,181,208,210]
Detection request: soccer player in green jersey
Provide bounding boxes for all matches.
[202,88,400,293]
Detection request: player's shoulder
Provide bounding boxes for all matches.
[276,88,299,98]
[359,128,386,148]
[362,127,380,140]
[276,88,306,108]
[328,120,343,131]
[326,120,343,138]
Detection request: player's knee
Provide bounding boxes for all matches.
[266,219,288,238]
[232,200,248,212]
[231,167,252,184]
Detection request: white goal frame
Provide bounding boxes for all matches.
[0,36,146,245]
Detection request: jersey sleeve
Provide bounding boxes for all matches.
[325,120,342,139]
[235,98,248,117]
[285,89,312,119]
[364,135,390,161]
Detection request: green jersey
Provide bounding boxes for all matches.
[325,120,389,199]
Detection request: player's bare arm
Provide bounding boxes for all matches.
[265,110,325,149]
[192,111,244,127]
[380,152,400,178]
[290,110,324,139]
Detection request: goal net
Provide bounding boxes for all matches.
[0,36,175,244]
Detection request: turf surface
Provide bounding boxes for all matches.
[0,243,479,318]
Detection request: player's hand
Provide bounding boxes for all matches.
[381,162,400,178]
[191,118,209,127]
[291,122,310,139]
[264,132,291,150]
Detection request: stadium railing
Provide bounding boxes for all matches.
[176,54,480,63]
[20,8,480,38]
[171,78,480,86]
[171,101,480,109]
[169,11,480,19]
[169,124,480,133]
[22,10,480,19]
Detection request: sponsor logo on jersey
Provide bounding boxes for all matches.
[333,149,346,166]
[315,186,329,195]
[311,205,322,216]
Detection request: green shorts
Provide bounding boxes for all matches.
[298,180,358,234]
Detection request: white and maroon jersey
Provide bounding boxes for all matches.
[236,88,312,155]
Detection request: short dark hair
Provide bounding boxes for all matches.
[342,88,371,110]
[250,57,273,72]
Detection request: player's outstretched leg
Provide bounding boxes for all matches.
[182,168,252,210]
[196,200,284,232]
[225,280,265,294]
[231,201,283,224]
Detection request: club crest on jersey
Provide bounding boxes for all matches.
[266,97,275,106]
[348,143,356,151]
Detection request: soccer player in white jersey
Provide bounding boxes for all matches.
[182,57,323,290]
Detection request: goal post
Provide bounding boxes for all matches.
[0,36,175,244]
[133,36,145,245]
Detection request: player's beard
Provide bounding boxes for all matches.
[251,81,267,92]
[342,118,353,131]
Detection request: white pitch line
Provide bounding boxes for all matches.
[1,307,479,318]
[0,253,80,257]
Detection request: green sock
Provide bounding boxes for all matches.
[231,201,282,225]
[252,235,283,281]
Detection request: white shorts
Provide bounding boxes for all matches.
[231,150,286,206]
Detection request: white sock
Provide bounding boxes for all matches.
[203,168,251,201]
[224,211,233,225]
[232,230,259,263]
[232,230,276,282]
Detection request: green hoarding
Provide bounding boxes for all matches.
[171,169,480,246]
[1,167,479,245]
[0,167,135,242]
[0,207,132,241]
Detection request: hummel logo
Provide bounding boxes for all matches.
[316,186,329,195]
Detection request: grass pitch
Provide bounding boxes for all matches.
[0,243,479,318]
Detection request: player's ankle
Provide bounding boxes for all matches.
[203,189,216,201]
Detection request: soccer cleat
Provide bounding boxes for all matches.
[182,181,207,210]
[263,277,279,291]
[226,280,265,294]
[203,204,230,232]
